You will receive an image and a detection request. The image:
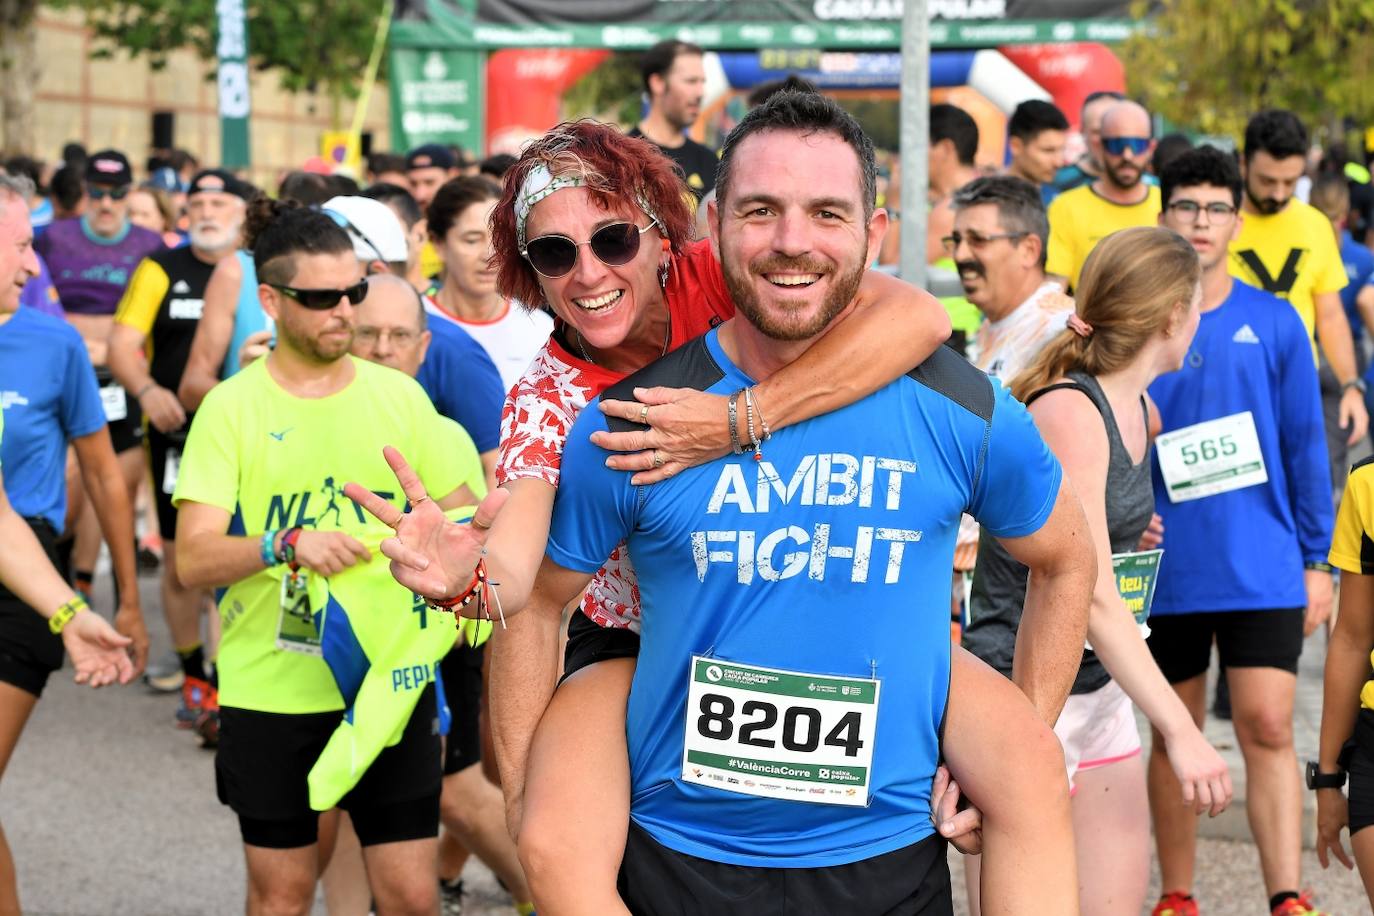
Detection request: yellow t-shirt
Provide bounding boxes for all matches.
[420,240,443,282]
[172,356,468,714]
[1328,457,1374,709]
[1046,184,1162,290]
[1228,199,1346,362]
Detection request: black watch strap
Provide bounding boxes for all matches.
[1307,760,1347,790]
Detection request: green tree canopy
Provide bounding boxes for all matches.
[58,0,387,99]
[1123,0,1374,140]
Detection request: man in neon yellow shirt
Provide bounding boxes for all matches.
[1046,101,1162,290]
[173,202,479,916]
[1230,109,1368,455]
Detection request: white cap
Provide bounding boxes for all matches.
[322,196,409,264]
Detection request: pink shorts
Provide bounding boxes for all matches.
[1053,680,1141,792]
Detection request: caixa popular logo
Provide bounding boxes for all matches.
[263,478,395,530]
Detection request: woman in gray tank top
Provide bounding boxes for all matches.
[962,227,1232,916]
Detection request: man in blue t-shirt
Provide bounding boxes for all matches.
[1149,147,1332,916]
[0,176,149,700]
[516,92,1091,912]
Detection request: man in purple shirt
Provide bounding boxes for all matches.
[32,149,162,602]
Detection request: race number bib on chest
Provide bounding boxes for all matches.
[99,384,127,422]
[681,656,879,807]
[277,570,321,656]
[1156,412,1267,502]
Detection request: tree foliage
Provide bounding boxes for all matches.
[1123,0,1374,139]
[561,54,643,127]
[56,0,388,99]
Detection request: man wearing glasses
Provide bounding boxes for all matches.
[173,202,477,916]
[34,149,165,605]
[1046,101,1161,291]
[1148,146,1332,916]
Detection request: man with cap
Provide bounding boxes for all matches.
[406,145,460,281]
[34,148,165,605]
[106,169,249,743]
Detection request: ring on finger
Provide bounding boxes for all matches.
[639,404,650,424]
[472,517,492,530]
[409,495,429,507]
[652,449,665,468]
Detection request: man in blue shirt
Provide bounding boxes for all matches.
[1149,147,1332,916]
[519,92,1093,912]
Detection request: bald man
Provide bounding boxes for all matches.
[1046,101,1163,289]
[347,273,534,913]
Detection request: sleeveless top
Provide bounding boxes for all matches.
[963,370,1155,695]
[223,250,267,379]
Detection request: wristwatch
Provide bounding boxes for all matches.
[1342,378,1368,395]
[1306,760,1347,790]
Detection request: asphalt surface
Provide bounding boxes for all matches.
[5,571,1372,914]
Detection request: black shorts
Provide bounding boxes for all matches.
[216,686,441,849]
[93,365,143,453]
[618,822,952,916]
[1349,709,1374,836]
[562,609,640,683]
[0,518,66,697]
[440,641,484,775]
[145,425,188,539]
[1146,608,1305,683]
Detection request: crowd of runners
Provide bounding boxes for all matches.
[7,36,1374,916]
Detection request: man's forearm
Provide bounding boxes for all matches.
[1011,563,1094,725]
[80,454,140,609]
[489,596,564,822]
[1320,632,1368,770]
[0,510,79,617]
[178,532,268,589]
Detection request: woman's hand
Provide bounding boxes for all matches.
[1316,788,1355,870]
[62,610,135,688]
[344,446,508,606]
[594,386,733,484]
[930,765,983,855]
[1165,724,1233,817]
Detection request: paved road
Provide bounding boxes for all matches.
[5,574,1370,914]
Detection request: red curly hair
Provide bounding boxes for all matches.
[492,120,696,310]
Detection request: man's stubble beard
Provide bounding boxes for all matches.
[721,242,867,343]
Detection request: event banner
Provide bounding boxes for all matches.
[388,47,484,154]
[216,0,252,168]
[392,0,1140,48]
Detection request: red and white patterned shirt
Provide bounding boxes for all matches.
[496,239,733,629]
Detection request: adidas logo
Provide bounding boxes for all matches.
[1232,324,1260,344]
[171,280,192,294]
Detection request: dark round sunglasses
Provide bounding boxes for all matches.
[521,221,658,279]
[88,185,131,202]
[269,278,369,310]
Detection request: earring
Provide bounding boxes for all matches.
[659,258,670,289]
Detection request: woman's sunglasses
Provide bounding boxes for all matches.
[269,278,369,310]
[521,221,658,279]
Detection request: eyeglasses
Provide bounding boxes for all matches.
[354,327,420,347]
[323,208,385,264]
[269,278,369,310]
[1165,200,1238,222]
[1102,137,1152,157]
[940,230,1028,254]
[522,221,658,279]
[88,185,131,202]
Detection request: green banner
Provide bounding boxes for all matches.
[392,0,1140,48]
[388,47,484,154]
[1112,549,1163,626]
[215,0,252,169]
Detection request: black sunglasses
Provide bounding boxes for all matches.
[269,278,369,310]
[88,185,131,201]
[522,221,657,279]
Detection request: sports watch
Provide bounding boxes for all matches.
[1306,760,1347,790]
[1342,378,1368,395]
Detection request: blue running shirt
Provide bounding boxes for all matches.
[1148,279,1331,613]
[547,329,1062,868]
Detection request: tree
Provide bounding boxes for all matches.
[0,0,41,155]
[57,0,388,116]
[1123,0,1374,140]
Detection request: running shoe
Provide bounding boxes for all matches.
[439,877,463,916]
[1152,891,1198,916]
[194,681,220,749]
[177,675,213,729]
[144,650,185,692]
[1271,893,1328,916]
